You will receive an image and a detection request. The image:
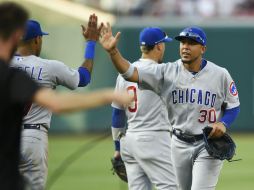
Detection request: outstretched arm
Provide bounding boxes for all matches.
[33,88,132,114]
[100,22,139,83]
[78,14,103,87]
[81,14,103,72]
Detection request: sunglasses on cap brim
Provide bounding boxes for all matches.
[178,31,205,45]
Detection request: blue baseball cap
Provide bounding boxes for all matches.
[139,27,172,46]
[175,26,207,46]
[22,20,49,41]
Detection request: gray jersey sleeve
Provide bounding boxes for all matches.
[223,69,240,109]
[137,64,166,94]
[48,60,79,90]
[111,75,125,110]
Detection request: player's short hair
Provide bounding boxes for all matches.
[18,38,34,46]
[0,2,29,40]
[140,45,155,54]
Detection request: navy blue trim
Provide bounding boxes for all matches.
[114,140,120,151]
[220,106,240,128]
[78,67,90,87]
[200,59,207,70]
[191,59,207,75]
[84,41,96,59]
[112,108,126,128]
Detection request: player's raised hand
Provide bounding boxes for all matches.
[209,122,226,138]
[81,13,103,41]
[99,22,121,53]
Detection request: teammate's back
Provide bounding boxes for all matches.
[113,60,171,132]
[11,55,79,127]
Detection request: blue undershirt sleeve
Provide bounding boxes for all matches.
[112,108,126,128]
[114,141,120,152]
[220,106,240,128]
[112,108,126,151]
[78,67,91,87]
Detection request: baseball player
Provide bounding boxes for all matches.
[11,16,102,190]
[111,27,177,190]
[100,24,240,190]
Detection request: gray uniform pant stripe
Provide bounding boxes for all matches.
[171,135,223,190]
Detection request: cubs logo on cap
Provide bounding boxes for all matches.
[229,81,238,96]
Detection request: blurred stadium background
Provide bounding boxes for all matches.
[1,0,254,189]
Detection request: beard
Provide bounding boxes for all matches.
[181,54,199,65]
[181,59,191,64]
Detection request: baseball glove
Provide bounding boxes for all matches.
[202,126,236,161]
[111,157,128,182]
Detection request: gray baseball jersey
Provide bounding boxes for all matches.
[112,59,171,132]
[11,55,79,128]
[137,59,240,135]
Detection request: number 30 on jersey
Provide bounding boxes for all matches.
[198,108,216,123]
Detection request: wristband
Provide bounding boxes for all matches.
[84,41,96,59]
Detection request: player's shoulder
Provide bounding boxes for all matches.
[38,57,65,67]
[39,58,69,73]
[116,73,131,84]
[11,55,39,68]
[11,55,31,65]
[116,73,137,88]
[206,60,230,74]
[116,74,124,82]
[132,59,148,68]
[162,60,179,72]
[12,55,62,66]
[167,60,179,67]
[132,59,163,68]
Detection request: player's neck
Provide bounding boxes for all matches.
[183,57,202,72]
[141,53,159,63]
[17,46,36,56]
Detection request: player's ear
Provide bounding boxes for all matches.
[201,45,207,54]
[34,36,41,45]
[156,43,162,51]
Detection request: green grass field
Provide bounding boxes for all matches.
[46,134,254,190]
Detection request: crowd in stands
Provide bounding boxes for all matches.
[73,0,254,17]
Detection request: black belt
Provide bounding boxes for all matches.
[23,124,48,131]
[172,128,203,143]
